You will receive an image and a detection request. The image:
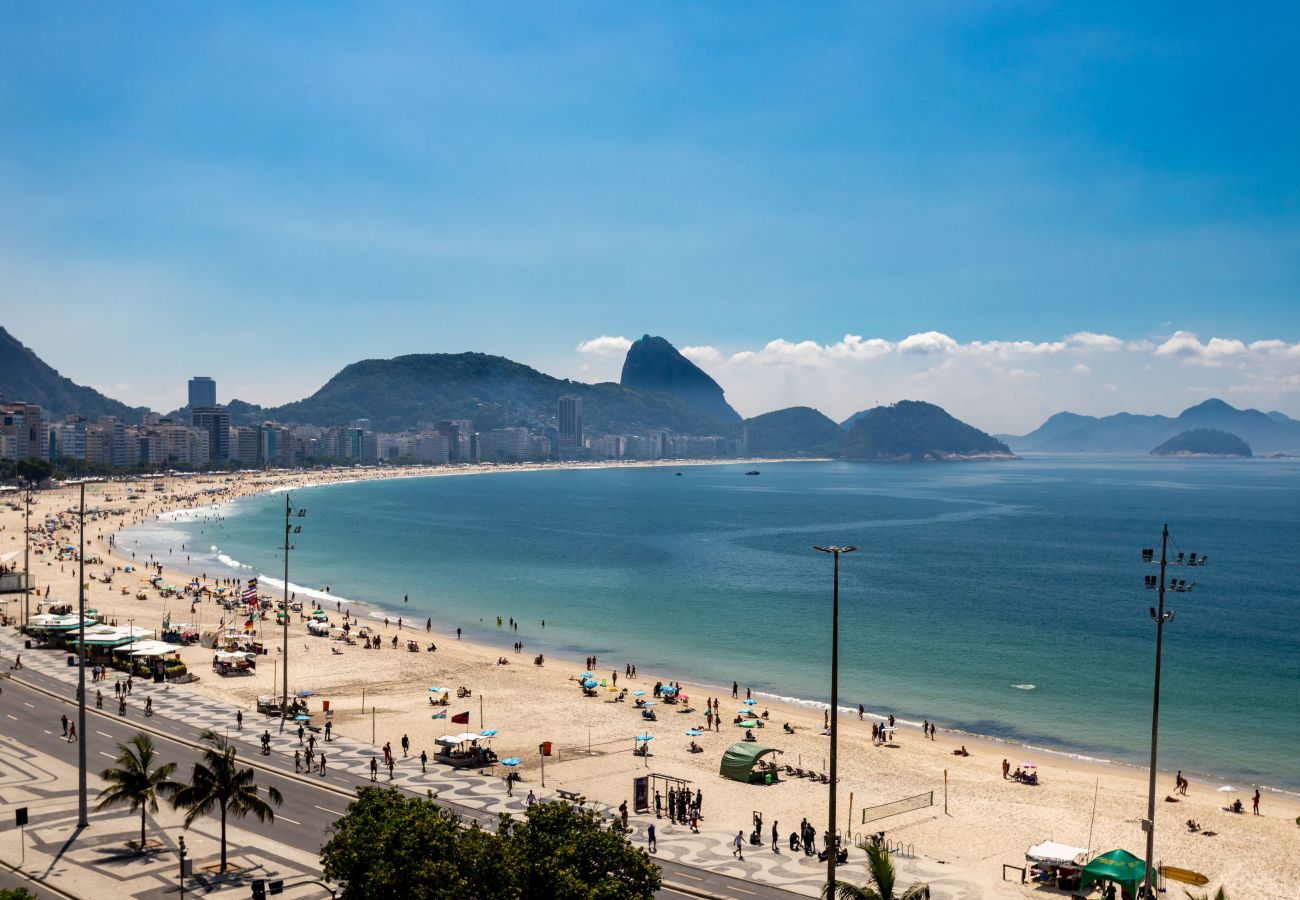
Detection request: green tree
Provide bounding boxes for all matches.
[321,787,515,900]
[170,730,283,872]
[95,733,181,852]
[823,843,928,900]
[0,887,40,900]
[498,800,661,899]
[1184,890,1227,900]
[14,458,52,484]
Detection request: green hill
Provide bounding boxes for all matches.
[743,406,844,456]
[263,352,730,434]
[0,326,147,422]
[843,400,1014,461]
[1151,429,1252,458]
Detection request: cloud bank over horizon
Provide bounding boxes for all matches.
[575,330,1300,434]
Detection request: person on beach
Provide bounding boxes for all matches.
[1253,788,1261,815]
[1002,758,1010,779]
[647,823,656,853]
[457,628,461,640]
[733,830,745,860]
[858,704,865,720]
[732,681,738,698]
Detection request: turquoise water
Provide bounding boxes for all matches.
[123,459,1300,791]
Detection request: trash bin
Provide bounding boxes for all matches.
[24,639,32,649]
[765,773,773,786]
[67,655,76,666]
[541,741,553,756]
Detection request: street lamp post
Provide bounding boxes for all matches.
[76,481,88,827]
[1139,527,1207,899]
[22,478,32,627]
[280,495,306,733]
[814,544,856,894]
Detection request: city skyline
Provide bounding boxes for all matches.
[2,4,1298,431]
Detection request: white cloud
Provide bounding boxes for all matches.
[898,331,958,355]
[575,335,632,355]
[572,328,1300,432]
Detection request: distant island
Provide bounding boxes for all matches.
[1151,429,1252,458]
[843,400,1015,461]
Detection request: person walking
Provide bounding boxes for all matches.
[401,734,410,757]
[771,819,779,852]
[324,720,332,742]
[859,704,865,720]
[387,757,395,780]
[236,709,243,731]
[420,750,428,774]
[370,757,379,782]
[732,681,738,699]
[67,722,77,743]
[294,750,302,773]
[527,789,536,806]
[318,752,326,776]
[297,723,305,744]
[619,801,629,830]
[61,714,68,737]
[647,822,657,853]
[733,830,745,860]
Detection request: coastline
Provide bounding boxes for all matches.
[7,464,1299,898]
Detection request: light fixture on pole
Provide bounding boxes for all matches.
[1138,527,1207,900]
[22,478,33,627]
[280,495,306,734]
[814,544,855,894]
[76,481,89,827]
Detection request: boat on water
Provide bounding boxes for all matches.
[745,470,760,476]
[675,472,683,476]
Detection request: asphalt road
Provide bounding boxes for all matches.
[2,668,802,900]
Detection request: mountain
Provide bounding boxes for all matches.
[843,400,1014,461]
[620,335,741,424]
[0,326,147,422]
[259,352,729,434]
[743,407,844,457]
[1151,429,1252,458]
[1010,399,1300,454]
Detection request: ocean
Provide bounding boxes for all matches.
[121,458,1300,792]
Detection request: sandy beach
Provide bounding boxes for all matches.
[3,464,1297,899]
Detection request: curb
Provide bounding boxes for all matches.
[0,857,82,900]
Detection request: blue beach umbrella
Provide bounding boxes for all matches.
[294,714,310,721]
[428,686,448,693]
[660,685,678,696]
[501,757,520,766]
[643,700,657,707]
[633,690,647,697]
[581,678,599,689]
[742,698,756,705]
[636,734,654,742]
[480,729,499,737]
[579,671,592,678]
[685,729,702,736]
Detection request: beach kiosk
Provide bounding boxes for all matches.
[719,743,783,784]
[1079,849,1149,899]
[1025,841,1086,892]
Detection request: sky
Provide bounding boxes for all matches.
[1,2,1298,433]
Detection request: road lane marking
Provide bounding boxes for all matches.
[314,805,345,816]
[97,731,113,738]
[23,702,35,708]
[278,815,301,825]
[5,714,16,721]
[99,752,115,759]
[732,888,757,896]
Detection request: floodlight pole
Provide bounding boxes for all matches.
[22,479,32,626]
[77,482,88,827]
[1140,524,1169,900]
[281,494,290,733]
[814,544,855,894]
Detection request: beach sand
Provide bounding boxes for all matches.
[3,466,1297,898]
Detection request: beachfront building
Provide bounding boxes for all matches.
[258,423,295,468]
[741,425,762,456]
[558,395,583,451]
[85,416,130,467]
[191,405,231,461]
[0,402,44,461]
[132,422,210,468]
[187,376,217,409]
[478,427,530,460]
[230,426,260,466]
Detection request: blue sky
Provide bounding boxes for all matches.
[1,3,1298,430]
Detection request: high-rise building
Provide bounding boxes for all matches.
[188,377,217,409]
[191,405,231,461]
[558,395,583,451]
[0,403,44,461]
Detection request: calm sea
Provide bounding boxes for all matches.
[122,458,1300,791]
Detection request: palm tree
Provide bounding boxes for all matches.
[95,733,181,852]
[170,729,283,871]
[822,843,929,900]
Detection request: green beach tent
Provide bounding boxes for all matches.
[1080,849,1148,898]
[719,743,782,783]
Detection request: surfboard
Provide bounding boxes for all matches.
[1159,866,1209,886]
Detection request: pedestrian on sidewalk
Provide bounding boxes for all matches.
[387,758,395,780]
[318,753,326,776]
[297,724,305,744]
[733,830,745,860]
[771,820,779,852]
[401,734,409,757]
[324,720,332,742]
[619,800,628,830]
[647,823,657,853]
[370,757,378,782]
[420,750,427,774]
[294,750,302,773]
[527,789,536,806]
[236,710,243,730]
